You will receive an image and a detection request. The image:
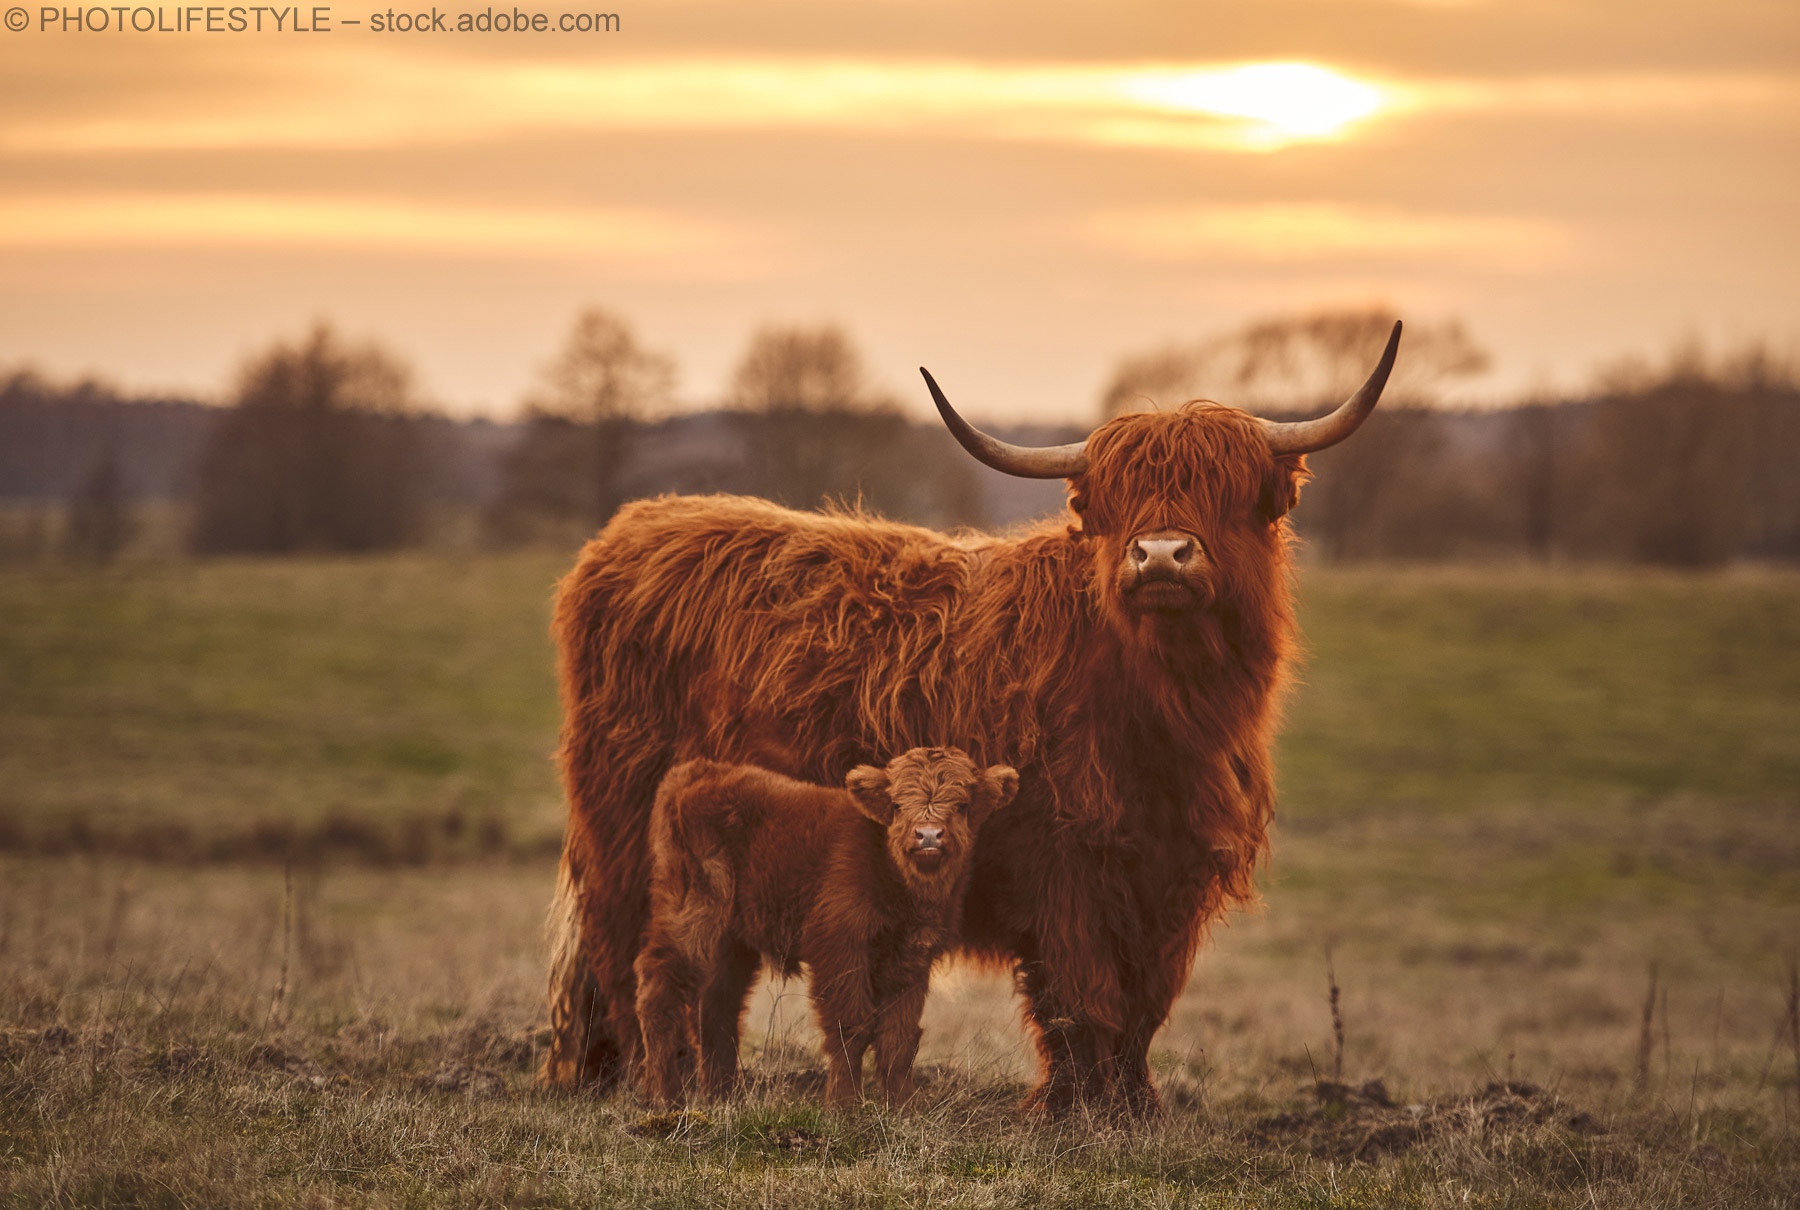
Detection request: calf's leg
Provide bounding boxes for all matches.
[810,958,877,1107]
[871,979,929,1105]
[633,931,699,1107]
[697,939,761,1099]
[821,1025,870,1107]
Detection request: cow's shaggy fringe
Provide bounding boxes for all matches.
[545,403,1308,1112]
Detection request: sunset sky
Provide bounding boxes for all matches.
[2,0,1795,421]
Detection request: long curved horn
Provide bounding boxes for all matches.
[1259,320,1403,456]
[921,367,1088,479]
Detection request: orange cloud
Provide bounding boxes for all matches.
[0,52,1401,154]
[1087,203,1572,270]
[0,193,764,274]
[6,47,1790,161]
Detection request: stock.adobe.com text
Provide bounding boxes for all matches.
[9,5,620,33]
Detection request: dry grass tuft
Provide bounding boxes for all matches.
[1257,1079,1598,1162]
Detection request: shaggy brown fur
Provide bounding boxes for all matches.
[634,748,1018,1107]
[545,403,1306,1114]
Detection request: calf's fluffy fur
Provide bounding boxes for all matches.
[635,747,1018,1106]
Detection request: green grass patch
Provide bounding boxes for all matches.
[1283,565,1800,813]
[0,552,569,852]
[2,556,1796,855]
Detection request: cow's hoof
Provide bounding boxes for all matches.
[1021,1079,1080,1120]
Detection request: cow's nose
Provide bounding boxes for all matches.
[1130,536,1195,576]
[914,826,943,850]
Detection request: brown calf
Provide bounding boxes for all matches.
[634,747,1018,1107]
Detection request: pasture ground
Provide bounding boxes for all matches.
[1,553,1798,1207]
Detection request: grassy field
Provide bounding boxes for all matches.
[0,553,571,857]
[2,554,1798,1206]
[1286,567,1800,813]
[4,556,1796,847]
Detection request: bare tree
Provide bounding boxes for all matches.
[65,444,132,563]
[1500,402,1562,563]
[1568,341,1798,566]
[1099,307,1490,560]
[1100,306,1489,420]
[729,324,873,510]
[190,325,427,555]
[729,326,874,508]
[731,325,869,414]
[487,308,674,542]
[1098,347,1209,423]
[720,324,983,525]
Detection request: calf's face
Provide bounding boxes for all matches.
[845,747,1019,892]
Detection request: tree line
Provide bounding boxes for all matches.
[2,306,1796,567]
[184,315,990,556]
[1100,307,1800,567]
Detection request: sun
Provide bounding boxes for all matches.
[1127,62,1388,144]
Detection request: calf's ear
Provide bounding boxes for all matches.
[976,765,1020,821]
[844,766,894,824]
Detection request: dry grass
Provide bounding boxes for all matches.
[4,805,1797,1208]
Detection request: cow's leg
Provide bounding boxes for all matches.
[1014,956,1118,1116]
[962,808,1134,1114]
[696,939,761,1099]
[1112,946,1199,1117]
[1016,972,1089,1116]
[545,731,668,1094]
[546,949,622,1088]
[1005,868,1133,1116]
[597,890,652,1095]
[1113,966,1180,1118]
[1115,885,1214,1116]
[545,843,635,1090]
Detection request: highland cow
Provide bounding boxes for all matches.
[634,748,1019,1107]
[545,324,1402,1113]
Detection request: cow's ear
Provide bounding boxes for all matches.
[844,766,893,824]
[1258,454,1308,522]
[975,765,1019,823]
